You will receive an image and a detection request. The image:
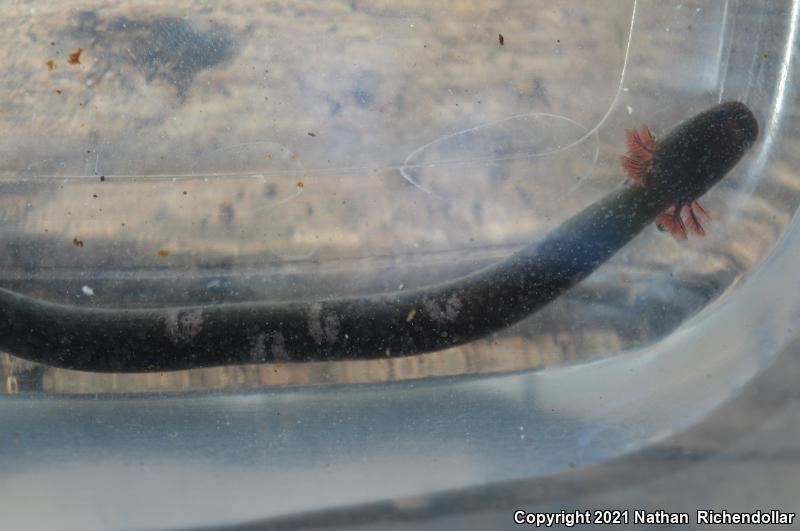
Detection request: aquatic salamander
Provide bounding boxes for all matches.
[620,123,710,238]
[0,102,757,372]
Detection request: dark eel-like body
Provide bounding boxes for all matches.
[0,102,757,372]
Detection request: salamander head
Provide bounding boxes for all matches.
[652,101,758,203]
[704,101,759,155]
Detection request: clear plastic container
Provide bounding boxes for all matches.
[1,1,798,529]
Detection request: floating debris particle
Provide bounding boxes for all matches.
[68,47,83,64]
[72,237,84,247]
[406,308,417,322]
[498,33,504,46]
[81,285,94,296]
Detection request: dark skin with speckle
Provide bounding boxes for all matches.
[0,103,757,372]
